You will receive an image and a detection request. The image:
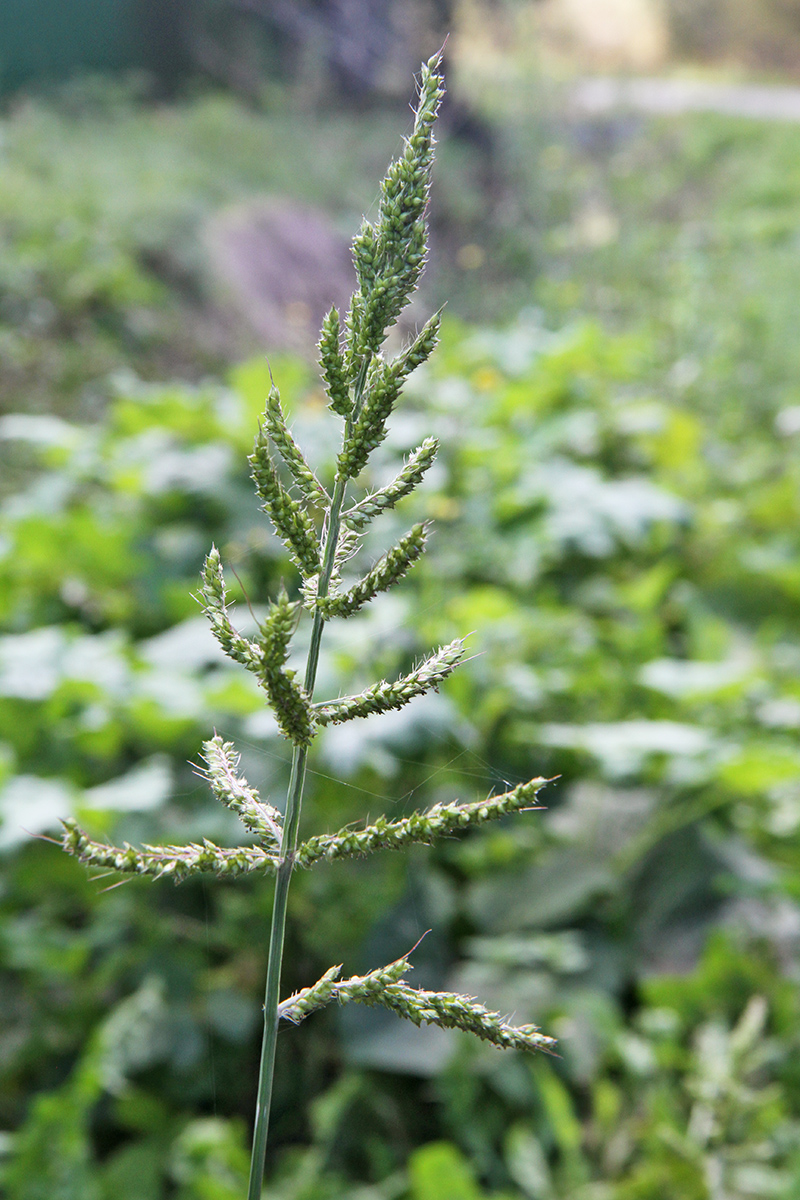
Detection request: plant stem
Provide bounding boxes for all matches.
[247,448,355,1197]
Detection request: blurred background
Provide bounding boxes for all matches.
[4,2,800,1198]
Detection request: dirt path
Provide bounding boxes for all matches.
[572,76,800,122]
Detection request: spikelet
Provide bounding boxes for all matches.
[317,524,428,619]
[258,590,315,746]
[264,383,328,508]
[314,640,465,725]
[319,308,351,418]
[278,952,556,1054]
[337,314,441,481]
[343,437,439,532]
[249,431,321,578]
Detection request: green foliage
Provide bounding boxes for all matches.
[532,108,800,431]
[6,291,800,1194]
[408,1143,487,1200]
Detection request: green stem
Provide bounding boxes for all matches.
[247,369,367,1199]
[246,744,305,1200]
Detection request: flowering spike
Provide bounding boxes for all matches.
[249,432,321,578]
[264,383,329,507]
[200,736,283,845]
[319,307,352,418]
[317,523,428,619]
[347,53,446,362]
[258,592,315,746]
[60,819,277,882]
[343,437,439,533]
[200,548,263,670]
[337,313,441,481]
[295,776,550,868]
[314,640,465,726]
[278,952,556,1054]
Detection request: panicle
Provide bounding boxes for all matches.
[62,50,557,1101]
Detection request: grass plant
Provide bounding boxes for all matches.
[59,53,554,1197]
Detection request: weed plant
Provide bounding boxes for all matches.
[59,54,554,1196]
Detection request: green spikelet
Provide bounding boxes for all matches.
[258,590,314,746]
[319,308,352,418]
[338,313,441,481]
[314,639,464,725]
[249,431,321,578]
[200,547,262,670]
[352,220,379,293]
[317,523,428,619]
[264,383,328,507]
[343,437,439,532]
